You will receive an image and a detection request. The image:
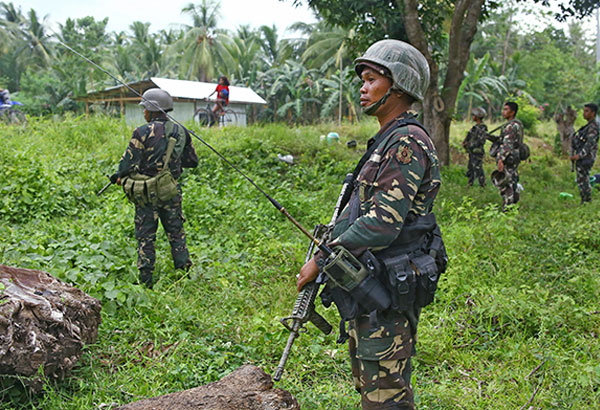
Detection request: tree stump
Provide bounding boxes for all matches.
[117,365,300,410]
[0,265,102,388]
[554,106,577,156]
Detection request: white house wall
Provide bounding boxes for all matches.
[125,101,248,127]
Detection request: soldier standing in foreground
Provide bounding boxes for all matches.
[296,40,446,410]
[462,107,488,187]
[569,103,599,204]
[493,102,523,210]
[111,88,198,288]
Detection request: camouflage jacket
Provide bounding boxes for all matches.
[497,119,523,164]
[463,123,488,155]
[117,117,198,180]
[572,120,599,162]
[331,117,441,256]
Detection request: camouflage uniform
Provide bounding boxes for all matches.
[330,118,441,410]
[571,120,599,203]
[117,116,198,284]
[463,123,488,187]
[495,119,523,209]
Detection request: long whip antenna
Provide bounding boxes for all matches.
[54,35,329,252]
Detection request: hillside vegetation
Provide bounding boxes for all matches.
[0,117,599,409]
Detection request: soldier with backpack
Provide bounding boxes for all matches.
[111,88,198,288]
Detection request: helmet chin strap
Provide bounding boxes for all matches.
[362,88,393,115]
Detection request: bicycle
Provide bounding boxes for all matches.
[0,101,27,125]
[193,99,237,128]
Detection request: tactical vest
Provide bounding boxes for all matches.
[320,115,447,339]
[121,121,181,206]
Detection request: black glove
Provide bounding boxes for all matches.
[109,173,119,184]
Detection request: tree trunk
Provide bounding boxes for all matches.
[402,0,486,165]
[554,106,577,156]
[0,265,102,390]
[501,13,513,76]
[117,365,300,410]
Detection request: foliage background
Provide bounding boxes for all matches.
[0,0,598,125]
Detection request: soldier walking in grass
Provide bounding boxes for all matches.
[296,40,446,410]
[569,103,599,204]
[463,107,488,187]
[492,101,523,210]
[111,88,198,288]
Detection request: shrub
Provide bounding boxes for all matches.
[515,99,541,132]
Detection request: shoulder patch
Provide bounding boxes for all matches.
[397,145,413,164]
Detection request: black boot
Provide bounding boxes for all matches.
[139,270,153,289]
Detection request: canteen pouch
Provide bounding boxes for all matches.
[411,253,439,308]
[380,254,416,312]
[155,168,178,202]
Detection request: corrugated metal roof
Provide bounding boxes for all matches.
[151,77,267,105]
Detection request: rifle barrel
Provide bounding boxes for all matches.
[96,181,112,196]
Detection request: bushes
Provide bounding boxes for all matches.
[515,96,541,132]
[1,117,599,409]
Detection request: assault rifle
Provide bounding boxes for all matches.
[485,123,506,143]
[96,179,113,196]
[97,173,119,196]
[273,174,353,382]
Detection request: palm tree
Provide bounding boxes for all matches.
[266,60,321,123]
[318,66,360,123]
[224,27,264,86]
[172,0,232,82]
[0,4,52,89]
[129,21,168,78]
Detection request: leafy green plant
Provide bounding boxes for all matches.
[0,116,598,409]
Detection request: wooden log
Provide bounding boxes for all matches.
[0,265,101,387]
[117,365,300,410]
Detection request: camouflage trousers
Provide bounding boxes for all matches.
[575,161,592,203]
[348,310,416,410]
[497,165,519,209]
[134,189,191,275]
[466,154,485,187]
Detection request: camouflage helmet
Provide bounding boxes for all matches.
[355,39,430,102]
[472,107,486,119]
[139,88,173,112]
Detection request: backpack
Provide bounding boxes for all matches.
[121,122,181,206]
[518,142,530,161]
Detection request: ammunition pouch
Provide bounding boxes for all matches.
[377,219,446,311]
[121,137,179,206]
[320,215,447,323]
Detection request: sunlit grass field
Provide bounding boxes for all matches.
[0,115,598,409]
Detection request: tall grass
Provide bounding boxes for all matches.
[0,116,598,409]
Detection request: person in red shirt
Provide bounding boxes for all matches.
[208,76,230,116]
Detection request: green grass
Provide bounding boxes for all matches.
[0,116,598,409]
